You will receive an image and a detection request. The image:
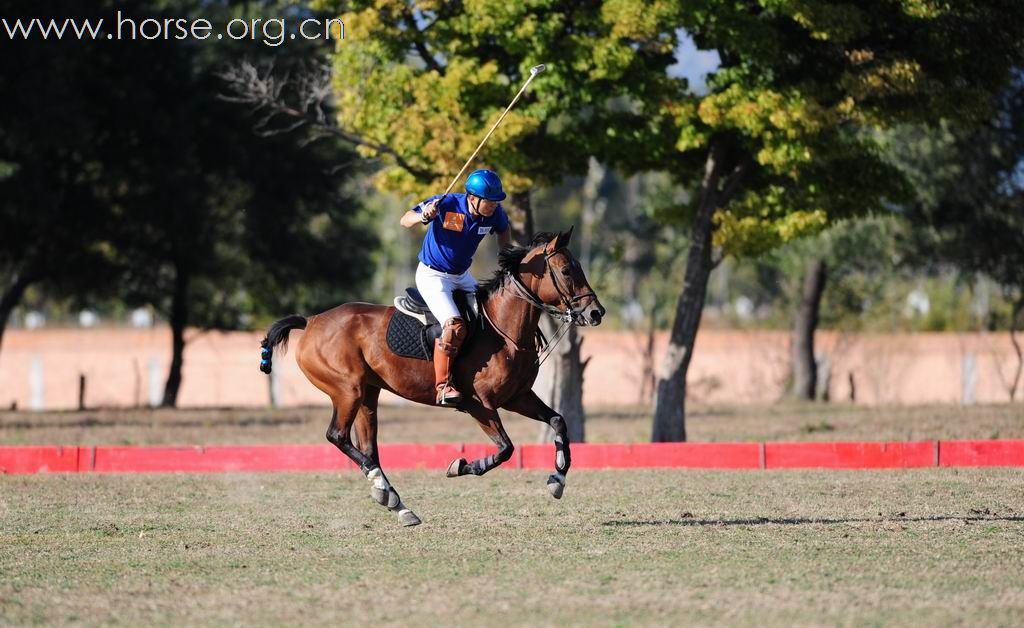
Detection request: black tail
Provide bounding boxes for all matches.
[259,315,308,374]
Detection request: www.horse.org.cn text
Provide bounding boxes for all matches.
[1,12,345,47]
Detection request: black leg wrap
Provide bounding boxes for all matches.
[466,445,513,476]
[465,458,489,475]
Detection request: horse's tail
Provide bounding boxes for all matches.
[259,315,308,374]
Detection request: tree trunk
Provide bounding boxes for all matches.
[1010,296,1024,402]
[161,268,190,408]
[639,302,657,405]
[537,320,587,443]
[580,157,609,270]
[509,190,534,245]
[652,139,745,442]
[0,272,32,360]
[791,258,827,400]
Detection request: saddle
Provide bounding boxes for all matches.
[387,288,481,361]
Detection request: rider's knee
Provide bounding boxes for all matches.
[438,316,467,355]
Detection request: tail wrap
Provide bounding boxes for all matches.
[259,315,308,374]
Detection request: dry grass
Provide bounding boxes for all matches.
[3,468,1024,625]
[1,402,1022,447]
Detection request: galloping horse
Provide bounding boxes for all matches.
[259,228,605,526]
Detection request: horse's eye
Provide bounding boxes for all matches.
[561,267,572,276]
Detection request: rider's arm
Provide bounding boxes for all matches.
[400,197,440,228]
[400,210,426,228]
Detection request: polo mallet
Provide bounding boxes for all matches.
[431,64,546,210]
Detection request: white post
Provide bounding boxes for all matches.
[148,357,163,407]
[29,355,44,410]
[962,352,977,406]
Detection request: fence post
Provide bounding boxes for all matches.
[962,352,977,406]
[29,355,44,410]
[148,357,162,407]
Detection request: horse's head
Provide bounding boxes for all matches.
[522,227,606,327]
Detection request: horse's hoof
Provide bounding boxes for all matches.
[547,474,565,499]
[446,458,467,478]
[398,509,422,527]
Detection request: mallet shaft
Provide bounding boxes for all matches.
[441,64,546,197]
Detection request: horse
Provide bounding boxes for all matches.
[258,228,605,526]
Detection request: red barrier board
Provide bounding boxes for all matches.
[5,440,1024,475]
[92,445,354,474]
[0,446,81,474]
[378,443,466,470]
[939,440,1024,467]
[520,442,760,469]
[765,441,935,469]
[631,443,761,469]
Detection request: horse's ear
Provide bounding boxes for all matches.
[561,225,574,248]
[550,226,574,252]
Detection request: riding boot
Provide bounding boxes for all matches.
[433,338,462,406]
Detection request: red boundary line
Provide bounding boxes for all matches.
[3,440,1024,475]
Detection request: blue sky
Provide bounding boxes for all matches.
[668,29,721,95]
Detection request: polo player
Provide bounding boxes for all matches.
[399,169,513,406]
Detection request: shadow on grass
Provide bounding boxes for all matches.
[603,514,1024,527]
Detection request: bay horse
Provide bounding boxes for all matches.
[259,228,605,526]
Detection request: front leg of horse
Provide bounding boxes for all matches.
[502,391,571,499]
[446,407,515,478]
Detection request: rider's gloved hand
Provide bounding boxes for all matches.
[420,200,440,223]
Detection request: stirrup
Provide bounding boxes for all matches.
[436,383,462,407]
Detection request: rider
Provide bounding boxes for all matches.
[400,169,513,406]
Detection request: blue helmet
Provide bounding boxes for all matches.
[465,169,506,201]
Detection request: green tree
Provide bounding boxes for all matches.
[648,0,1024,439]
[761,215,908,399]
[885,74,1024,400]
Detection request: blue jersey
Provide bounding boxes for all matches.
[413,193,510,274]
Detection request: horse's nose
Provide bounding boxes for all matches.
[589,306,604,326]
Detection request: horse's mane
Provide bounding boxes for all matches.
[478,232,557,296]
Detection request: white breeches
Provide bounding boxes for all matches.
[415,262,477,323]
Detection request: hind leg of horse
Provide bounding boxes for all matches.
[326,384,420,527]
[501,390,570,499]
[446,405,515,478]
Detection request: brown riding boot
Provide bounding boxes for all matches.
[433,339,462,406]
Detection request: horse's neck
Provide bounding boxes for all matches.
[485,276,543,352]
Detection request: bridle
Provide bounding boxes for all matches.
[481,246,598,363]
[513,247,597,324]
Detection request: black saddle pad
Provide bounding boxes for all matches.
[386,311,440,361]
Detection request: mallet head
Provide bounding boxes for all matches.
[531,64,546,75]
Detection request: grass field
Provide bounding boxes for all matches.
[2,402,1023,447]
[3,468,1024,625]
